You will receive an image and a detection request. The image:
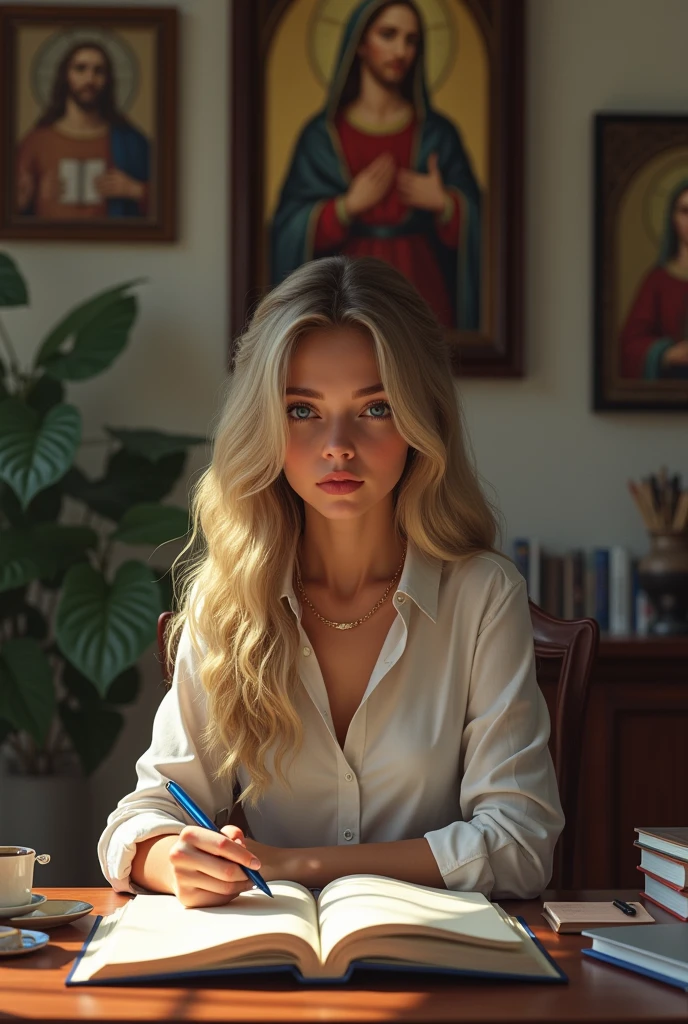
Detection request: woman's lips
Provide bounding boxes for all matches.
[317,481,364,495]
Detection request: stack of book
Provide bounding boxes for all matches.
[512,538,652,634]
[635,827,688,921]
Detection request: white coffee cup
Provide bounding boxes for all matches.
[0,847,51,907]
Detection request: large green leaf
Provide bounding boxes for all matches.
[0,357,9,400]
[62,660,140,706]
[104,427,206,462]
[0,254,28,307]
[59,701,123,776]
[0,524,96,593]
[112,503,190,545]
[55,561,162,693]
[41,296,138,381]
[0,480,62,527]
[34,279,143,367]
[25,375,65,417]
[0,400,81,509]
[0,637,55,744]
[64,450,186,522]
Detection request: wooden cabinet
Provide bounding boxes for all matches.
[538,637,688,888]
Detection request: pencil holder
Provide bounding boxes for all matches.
[637,532,688,636]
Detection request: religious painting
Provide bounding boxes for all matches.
[0,5,178,242]
[594,114,688,411]
[231,0,525,376]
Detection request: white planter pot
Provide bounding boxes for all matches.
[0,774,94,887]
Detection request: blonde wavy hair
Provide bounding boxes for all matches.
[168,255,505,808]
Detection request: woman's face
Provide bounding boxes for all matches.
[283,326,409,522]
[672,188,688,249]
[357,4,420,88]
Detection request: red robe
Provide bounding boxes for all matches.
[619,266,688,378]
[313,113,460,328]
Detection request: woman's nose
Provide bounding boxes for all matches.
[322,426,355,458]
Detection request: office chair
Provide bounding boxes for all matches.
[529,599,599,889]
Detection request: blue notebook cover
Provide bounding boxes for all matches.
[582,948,688,992]
[66,914,567,987]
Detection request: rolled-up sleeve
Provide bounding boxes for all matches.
[97,621,229,894]
[424,577,565,899]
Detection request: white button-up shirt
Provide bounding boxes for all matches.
[98,542,564,900]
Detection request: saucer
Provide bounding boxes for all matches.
[0,929,49,957]
[5,899,94,929]
[0,893,47,918]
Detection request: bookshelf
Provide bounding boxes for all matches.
[537,635,688,889]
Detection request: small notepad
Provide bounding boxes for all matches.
[542,901,655,933]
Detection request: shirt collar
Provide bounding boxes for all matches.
[280,537,442,624]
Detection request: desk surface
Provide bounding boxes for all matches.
[0,888,685,1022]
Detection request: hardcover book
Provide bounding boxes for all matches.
[66,875,566,986]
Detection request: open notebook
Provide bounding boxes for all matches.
[67,874,566,985]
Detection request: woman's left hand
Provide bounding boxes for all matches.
[396,153,448,214]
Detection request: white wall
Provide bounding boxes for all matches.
[2,0,688,880]
[463,0,688,557]
[1,0,228,880]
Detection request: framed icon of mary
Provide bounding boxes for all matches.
[230,0,525,376]
[594,113,688,411]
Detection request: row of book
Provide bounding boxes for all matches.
[580,825,688,993]
[635,826,688,922]
[512,538,652,634]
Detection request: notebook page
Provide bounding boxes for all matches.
[317,874,521,965]
[73,883,320,981]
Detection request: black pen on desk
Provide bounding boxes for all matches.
[612,899,636,916]
[165,780,273,897]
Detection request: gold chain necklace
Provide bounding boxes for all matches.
[294,544,407,630]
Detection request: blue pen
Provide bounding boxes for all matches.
[165,780,273,897]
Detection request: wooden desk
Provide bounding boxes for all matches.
[1,888,686,1022]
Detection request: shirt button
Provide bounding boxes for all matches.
[343,829,354,841]
[302,646,311,656]
[345,772,353,782]
[395,593,406,604]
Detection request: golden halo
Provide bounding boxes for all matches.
[308,0,456,94]
[643,153,688,248]
[30,28,139,113]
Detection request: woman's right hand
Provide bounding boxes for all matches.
[662,340,688,367]
[168,824,261,908]
[344,153,396,218]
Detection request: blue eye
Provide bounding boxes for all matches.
[285,400,392,422]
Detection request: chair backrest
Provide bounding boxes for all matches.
[156,604,600,889]
[529,599,599,889]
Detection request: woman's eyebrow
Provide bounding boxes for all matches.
[285,384,385,399]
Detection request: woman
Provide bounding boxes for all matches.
[98,256,563,907]
[270,0,481,330]
[619,178,688,379]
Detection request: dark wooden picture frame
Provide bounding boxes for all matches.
[593,113,688,411]
[230,0,525,376]
[0,4,178,242]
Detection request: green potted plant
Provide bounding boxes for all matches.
[0,253,204,881]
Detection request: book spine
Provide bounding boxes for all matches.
[584,549,596,619]
[512,539,529,584]
[572,549,586,618]
[609,545,631,635]
[593,548,609,632]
